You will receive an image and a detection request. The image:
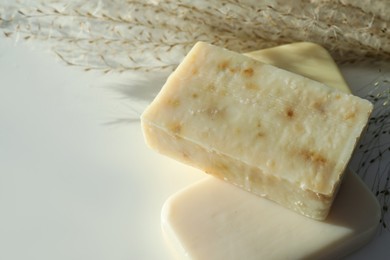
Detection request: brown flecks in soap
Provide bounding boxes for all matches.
[229,67,239,73]
[242,68,254,77]
[219,89,228,96]
[256,131,266,138]
[191,93,199,99]
[245,82,258,90]
[191,67,199,75]
[255,122,265,138]
[300,149,327,166]
[182,151,191,161]
[205,160,231,180]
[312,101,326,114]
[166,98,181,108]
[286,108,294,118]
[169,122,182,135]
[207,83,216,92]
[216,161,229,172]
[218,60,229,70]
[344,109,357,120]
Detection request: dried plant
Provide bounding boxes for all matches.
[1,0,390,74]
[1,0,390,229]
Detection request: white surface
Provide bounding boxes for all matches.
[0,39,203,260]
[0,38,389,259]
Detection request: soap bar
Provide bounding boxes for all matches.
[141,42,373,219]
[162,170,380,260]
[244,42,350,93]
[160,42,380,259]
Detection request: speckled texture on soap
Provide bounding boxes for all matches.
[141,42,373,220]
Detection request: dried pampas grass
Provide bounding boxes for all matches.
[1,0,389,74]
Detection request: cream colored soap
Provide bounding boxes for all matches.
[245,42,349,93]
[162,170,380,260]
[160,42,380,259]
[141,42,373,220]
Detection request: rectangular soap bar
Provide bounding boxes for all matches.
[141,42,373,220]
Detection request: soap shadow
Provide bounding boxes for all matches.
[109,77,165,103]
[303,170,380,259]
[324,170,380,228]
[100,73,168,125]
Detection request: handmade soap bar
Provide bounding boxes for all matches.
[141,42,373,219]
[160,42,380,259]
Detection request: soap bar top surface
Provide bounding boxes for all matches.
[142,42,372,197]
